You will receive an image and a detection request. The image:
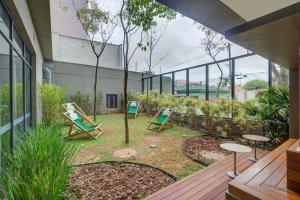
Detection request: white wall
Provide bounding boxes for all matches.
[52,32,122,69]
[50,0,87,39]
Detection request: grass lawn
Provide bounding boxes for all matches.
[64,113,204,180]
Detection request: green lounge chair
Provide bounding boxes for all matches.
[147,108,173,132]
[62,110,103,139]
[128,101,139,118]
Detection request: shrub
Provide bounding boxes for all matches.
[70,91,89,114]
[0,125,76,199]
[39,83,68,125]
[255,86,289,144]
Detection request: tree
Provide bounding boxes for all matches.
[243,79,268,91]
[119,0,175,143]
[73,0,118,121]
[199,26,230,98]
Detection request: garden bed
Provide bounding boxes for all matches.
[182,135,230,165]
[68,161,176,200]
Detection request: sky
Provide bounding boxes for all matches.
[91,0,269,83]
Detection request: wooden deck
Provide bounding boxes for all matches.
[228,139,300,200]
[145,148,269,200]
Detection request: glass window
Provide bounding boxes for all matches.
[13,26,23,55]
[143,78,150,93]
[162,73,172,94]
[0,35,10,133]
[13,50,24,120]
[271,63,289,87]
[174,70,186,96]
[151,76,160,92]
[208,62,231,101]
[235,55,268,101]
[25,65,31,128]
[189,67,206,99]
[0,2,11,37]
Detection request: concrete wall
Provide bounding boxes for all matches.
[52,33,123,69]
[3,0,45,123]
[53,61,142,113]
[50,0,87,39]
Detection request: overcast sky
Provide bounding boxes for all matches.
[92,0,269,83]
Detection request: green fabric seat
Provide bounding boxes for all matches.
[128,106,137,114]
[74,119,97,131]
[154,115,168,124]
[66,112,95,131]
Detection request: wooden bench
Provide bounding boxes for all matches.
[145,149,269,200]
[227,139,300,200]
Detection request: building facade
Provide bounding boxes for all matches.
[0,0,51,150]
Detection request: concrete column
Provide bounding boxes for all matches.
[289,68,299,139]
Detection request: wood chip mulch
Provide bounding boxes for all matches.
[182,135,228,165]
[68,162,175,200]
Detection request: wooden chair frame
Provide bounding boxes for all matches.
[127,101,140,119]
[147,109,173,132]
[62,111,103,140]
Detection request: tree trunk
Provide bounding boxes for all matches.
[124,67,129,144]
[93,57,100,122]
[215,62,223,98]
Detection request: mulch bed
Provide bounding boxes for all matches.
[182,135,229,165]
[68,162,176,200]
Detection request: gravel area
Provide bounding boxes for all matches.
[182,135,228,165]
[68,162,175,200]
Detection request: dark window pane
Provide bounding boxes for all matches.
[0,2,11,37]
[13,26,23,55]
[13,50,23,119]
[106,94,117,108]
[189,67,206,99]
[0,35,10,130]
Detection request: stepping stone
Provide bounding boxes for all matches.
[113,148,137,159]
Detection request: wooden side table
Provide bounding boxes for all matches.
[220,143,252,178]
[243,134,269,162]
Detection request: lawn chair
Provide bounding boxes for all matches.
[127,101,139,118]
[62,110,103,140]
[147,108,173,132]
